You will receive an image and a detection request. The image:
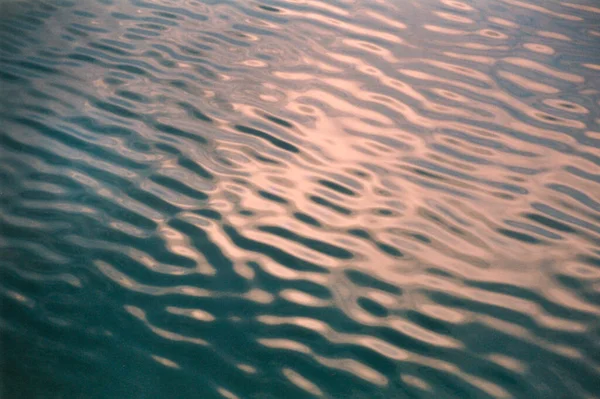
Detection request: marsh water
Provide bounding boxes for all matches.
[1,0,600,398]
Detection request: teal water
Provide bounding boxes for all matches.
[1,0,600,398]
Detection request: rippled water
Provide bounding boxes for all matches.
[1,0,600,397]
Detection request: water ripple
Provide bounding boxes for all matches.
[1,0,600,398]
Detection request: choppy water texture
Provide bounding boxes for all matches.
[1,0,600,398]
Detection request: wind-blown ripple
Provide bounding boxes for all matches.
[1,0,599,398]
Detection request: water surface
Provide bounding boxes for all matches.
[1,0,600,398]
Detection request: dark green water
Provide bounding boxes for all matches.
[1,0,600,398]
